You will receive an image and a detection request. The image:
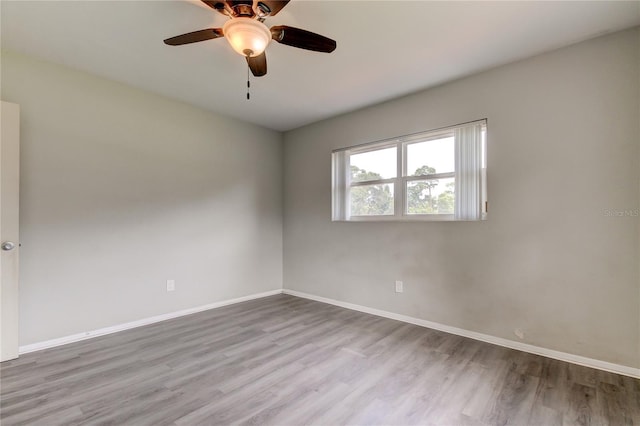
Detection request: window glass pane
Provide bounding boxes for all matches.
[350,183,394,216]
[406,137,454,176]
[407,177,455,215]
[350,147,397,183]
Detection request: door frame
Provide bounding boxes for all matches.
[1,101,20,362]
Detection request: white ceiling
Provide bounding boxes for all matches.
[2,1,639,131]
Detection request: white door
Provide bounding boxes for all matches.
[1,101,20,362]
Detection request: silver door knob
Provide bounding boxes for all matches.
[1,241,16,251]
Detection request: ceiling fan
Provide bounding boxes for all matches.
[164,0,337,77]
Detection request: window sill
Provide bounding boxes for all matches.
[337,214,455,222]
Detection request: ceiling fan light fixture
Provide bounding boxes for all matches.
[223,17,271,57]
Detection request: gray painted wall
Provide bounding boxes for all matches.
[283,28,640,368]
[2,28,638,368]
[1,50,283,345]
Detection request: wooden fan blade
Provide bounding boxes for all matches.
[257,1,290,16]
[270,26,336,53]
[246,52,267,77]
[164,28,224,46]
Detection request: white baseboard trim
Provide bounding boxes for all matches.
[283,289,640,379]
[20,288,639,379]
[19,289,283,355]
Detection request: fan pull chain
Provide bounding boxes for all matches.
[246,65,251,100]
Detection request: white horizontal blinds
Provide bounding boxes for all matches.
[454,121,485,220]
[331,150,348,220]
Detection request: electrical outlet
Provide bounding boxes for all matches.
[395,280,403,293]
[166,280,175,292]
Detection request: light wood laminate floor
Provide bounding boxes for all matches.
[1,294,638,425]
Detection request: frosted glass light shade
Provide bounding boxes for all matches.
[223,18,271,57]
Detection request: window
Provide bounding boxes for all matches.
[332,120,487,221]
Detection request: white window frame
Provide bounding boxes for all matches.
[347,141,399,220]
[332,120,487,222]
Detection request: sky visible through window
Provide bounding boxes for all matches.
[407,137,454,175]
[350,147,397,180]
[350,137,454,178]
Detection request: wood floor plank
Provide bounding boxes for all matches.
[1,294,638,425]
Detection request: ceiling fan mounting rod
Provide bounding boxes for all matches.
[232,3,254,17]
